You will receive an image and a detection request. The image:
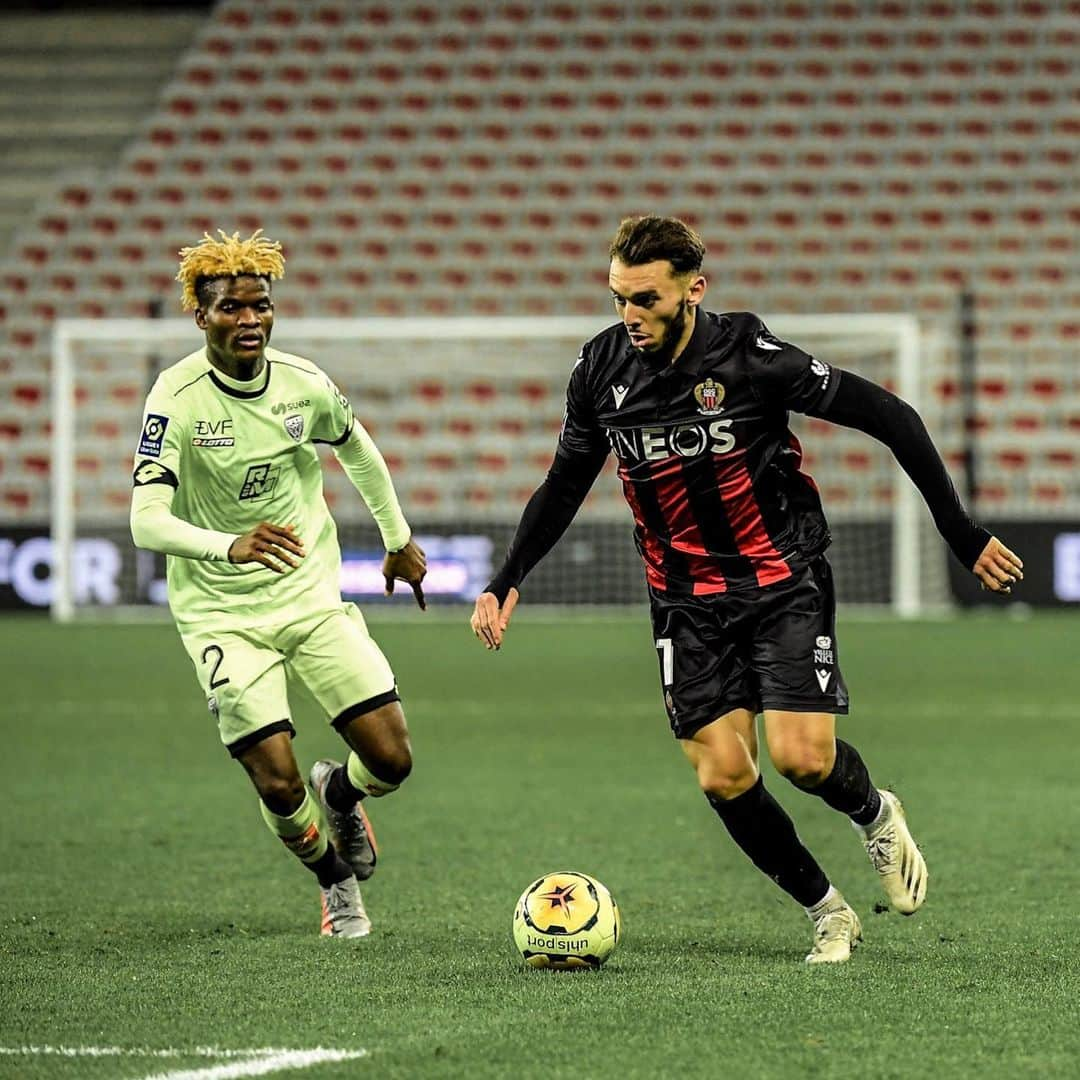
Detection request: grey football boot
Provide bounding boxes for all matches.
[310,759,378,881]
[319,876,371,938]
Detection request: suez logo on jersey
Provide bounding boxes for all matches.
[271,399,310,414]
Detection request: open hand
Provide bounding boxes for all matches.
[973,536,1023,595]
[228,522,304,573]
[383,539,427,609]
[470,587,519,650]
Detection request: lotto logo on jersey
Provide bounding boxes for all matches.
[238,462,280,502]
[138,414,169,457]
[132,459,178,488]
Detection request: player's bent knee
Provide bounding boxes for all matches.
[256,774,307,816]
[371,743,412,787]
[695,762,758,801]
[773,750,833,789]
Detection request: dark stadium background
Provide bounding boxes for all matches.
[1,3,1077,1078]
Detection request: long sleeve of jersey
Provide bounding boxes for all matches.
[811,369,990,570]
[332,420,412,551]
[130,481,237,561]
[485,447,609,603]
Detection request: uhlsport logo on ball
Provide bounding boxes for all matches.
[512,871,620,969]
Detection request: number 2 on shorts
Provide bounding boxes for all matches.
[655,637,673,687]
[200,644,230,690]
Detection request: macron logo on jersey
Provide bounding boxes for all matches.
[138,414,169,457]
[612,385,629,409]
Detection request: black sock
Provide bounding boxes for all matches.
[706,777,831,908]
[325,764,364,813]
[307,841,354,888]
[804,739,882,826]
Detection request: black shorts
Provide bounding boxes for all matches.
[649,555,849,739]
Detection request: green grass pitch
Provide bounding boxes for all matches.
[2,612,1078,1078]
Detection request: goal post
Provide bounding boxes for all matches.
[51,313,940,622]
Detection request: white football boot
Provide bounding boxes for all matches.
[319,876,371,939]
[805,893,863,965]
[856,790,928,915]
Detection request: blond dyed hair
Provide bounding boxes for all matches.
[176,228,285,311]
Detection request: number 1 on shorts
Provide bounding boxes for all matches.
[655,637,673,687]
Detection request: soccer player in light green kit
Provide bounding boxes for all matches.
[130,230,427,937]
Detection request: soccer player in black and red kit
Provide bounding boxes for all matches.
[471,216,1024,963]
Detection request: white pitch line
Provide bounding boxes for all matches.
[140,1048,368,1080]
[1,1047,258,1058]
[0,1047,367,1078]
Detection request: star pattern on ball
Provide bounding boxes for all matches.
[539,882,577,915]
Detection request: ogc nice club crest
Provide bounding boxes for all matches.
[693,378,725,416]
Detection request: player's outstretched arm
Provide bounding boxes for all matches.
[471,588,519,650]
[812,370,1022,588]
[382,538,427,610]
[228,522,305,574]
[469,447,606,652]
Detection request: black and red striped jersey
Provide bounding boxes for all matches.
[557,310,842,596]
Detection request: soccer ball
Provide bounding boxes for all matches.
[512,871,620,969]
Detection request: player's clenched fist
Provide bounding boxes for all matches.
[228,522,305,573]
[972,535,1023,594]
[471,587,519,650]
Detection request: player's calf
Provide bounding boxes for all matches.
[705,777,833,911]
[258,787,355,891]
[792,738,883,827]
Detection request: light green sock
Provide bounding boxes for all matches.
[259,789,328,864]
[346,751,399,798]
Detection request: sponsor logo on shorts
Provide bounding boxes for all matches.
[207,694,219,718]
[813,634,835,694]
[138,413,169,456]
[238,462,280,501]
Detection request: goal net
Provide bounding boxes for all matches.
[51,314,949,620]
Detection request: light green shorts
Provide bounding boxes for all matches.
[180,603,398,757]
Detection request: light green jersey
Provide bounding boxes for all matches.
[133,345,367,630]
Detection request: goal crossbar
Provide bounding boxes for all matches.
[51,313,923,621]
